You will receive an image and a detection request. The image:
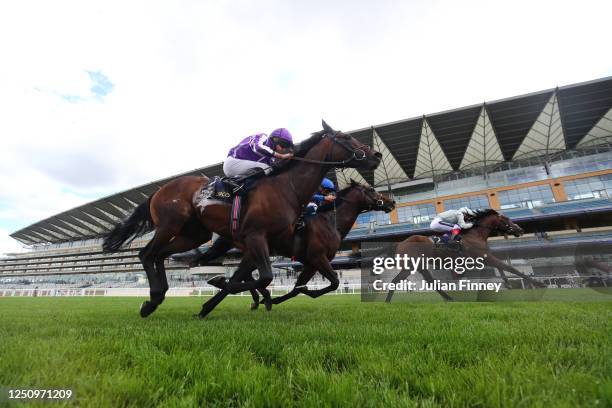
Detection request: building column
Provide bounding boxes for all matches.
[488,191,501,210]
[389,209,399,223]
[550,180,567,202]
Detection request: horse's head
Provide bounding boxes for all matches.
[474,210,524,237]
[307,120,382,170]
[497,214,524,237]
[344,179,396,213]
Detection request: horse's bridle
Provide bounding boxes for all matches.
[289,132,370,167]
[335,187,387,212]
[474,216,515,235]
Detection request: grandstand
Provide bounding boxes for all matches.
[2,76,611,293]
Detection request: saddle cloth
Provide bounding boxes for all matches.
[192,176,254,240]
[206,177,234,202]
[432,234,464,253]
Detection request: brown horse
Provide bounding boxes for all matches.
[103,121,381,318]
[385,209,543,302]
[195,181,395,309]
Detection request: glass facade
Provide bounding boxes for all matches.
[498,185,555,209]
[355,211,391,226]
[396,203,437,225]
[564,174,612,200]
[443,194,490,211]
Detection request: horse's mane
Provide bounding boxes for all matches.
[472,208,498,220]
[294,131,326,158]
[317,185,354,213]
[268,132,325,176]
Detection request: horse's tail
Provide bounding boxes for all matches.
[102,197,154,253]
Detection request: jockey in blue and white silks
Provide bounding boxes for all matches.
[430,207,476,241]
[223,128,294,177]
[305,178,336,217]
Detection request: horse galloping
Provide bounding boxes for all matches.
[385,209,544,302]
[102,121,382,318]
[196,181,395,309]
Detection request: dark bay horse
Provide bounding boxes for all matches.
[195,181,395,309]
[385,209,543,302]
[102,121,381,318]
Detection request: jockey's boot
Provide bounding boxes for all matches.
[227,167,266,195]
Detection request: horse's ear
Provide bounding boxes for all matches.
[322,120,335,134]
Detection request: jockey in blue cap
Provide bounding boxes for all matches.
[305,177,336,217]
[223,128,294,178]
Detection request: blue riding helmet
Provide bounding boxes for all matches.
[321,178,335,191]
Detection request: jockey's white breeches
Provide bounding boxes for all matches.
[223,157,272,177]
[430,217,459,233]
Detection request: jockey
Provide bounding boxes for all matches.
[430,207,476,242]
[305,178,336,217]
[223,128,294,179]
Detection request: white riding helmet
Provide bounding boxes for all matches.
[459,207,476,217]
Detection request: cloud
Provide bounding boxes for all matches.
[0,0,611,255]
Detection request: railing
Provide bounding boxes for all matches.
[0,284,363,297]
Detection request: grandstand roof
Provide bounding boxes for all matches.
[11,76,612,245]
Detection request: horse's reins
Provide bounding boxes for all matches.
[334,191,387,213]
[473,217,514,235]
[288,133,369,167]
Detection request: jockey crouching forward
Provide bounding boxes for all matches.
[305,178,336,218]
[223,128,294,179]
[430,207,476,243]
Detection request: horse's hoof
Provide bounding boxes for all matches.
[264,299,273,312]
[140,301,158,318]
[207,276,227,289]
[197,309,211,319]
[250,302,260,310]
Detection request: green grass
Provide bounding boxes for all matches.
[0,295,611,407]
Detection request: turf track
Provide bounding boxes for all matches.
[1,293,610,407]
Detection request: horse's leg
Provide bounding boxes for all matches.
[223,234,273,294]
[138,224,183,318]
[300,259,340,299]
[178,235,234,267]
[207,261,270,310]
[241,272,273,311]
[486,254,545,288]
[271,267,316,305]
[152,231,212,309]
[497,267,513,289]
[420,268,453,301]
[198,258,255,319]
[385,268,411,303]
[138,238,161,317]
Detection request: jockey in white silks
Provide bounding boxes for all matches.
[430,207,476,242]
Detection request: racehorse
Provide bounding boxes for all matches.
[189,180,395,309]
[102,121,381,318]
[385,209,544,302]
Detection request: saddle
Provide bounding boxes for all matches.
[194,167,266,239]
[432,234,464,253]
[197,168,266,203]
